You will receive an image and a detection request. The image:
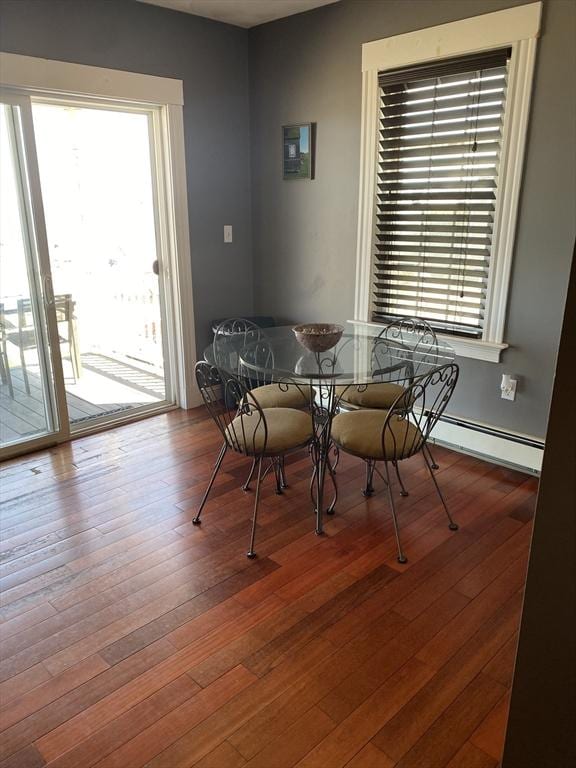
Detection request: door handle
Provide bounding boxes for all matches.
[152,260,159,276]
[43,274,55,306]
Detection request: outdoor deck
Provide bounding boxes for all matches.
[0,353,165,447]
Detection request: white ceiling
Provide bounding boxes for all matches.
[137,0,340,28]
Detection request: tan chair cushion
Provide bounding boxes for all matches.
[331,409,422,460]
[226,407,313,455]
[251,383,312,409]
[335,382,407,409]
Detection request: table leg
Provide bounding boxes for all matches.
[311,382,338,535]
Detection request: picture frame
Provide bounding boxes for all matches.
[282,123,315,180]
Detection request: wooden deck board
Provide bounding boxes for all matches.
[1,355,165,447]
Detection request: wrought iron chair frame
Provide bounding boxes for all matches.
[332,362,460,563]
[377,316,441,470]
[0,303,14,398]
[216,324,314,492]
[193,361,312,558]
[343,319,442,496]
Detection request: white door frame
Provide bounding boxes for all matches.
[0,53,200,458]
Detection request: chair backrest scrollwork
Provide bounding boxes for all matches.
[376,316,441,382]
[379,316,438,352]
[213,318,262,350]
[212,317,264,385]
[195,361,267,457]
[238,338,275,388]
[381,362,459,460]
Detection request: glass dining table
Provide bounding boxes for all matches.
[205,325,455,535]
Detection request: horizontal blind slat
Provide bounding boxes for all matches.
[381,89,505,117]
[382,76,507,105]
[376,211,494,221]
[381,103,505,128]
[373,310,484,334]
[373,301,485,322]
[374,292,485,310]
[374,263,488,279]
[375,259,489,273]
[378,179,498,192]
[379,50,510,88]
[378,197,496,205]
[381,123,503,142]
[374,284,486,300]
[376,242,491,256]
[376,235,490,246]
[379,139,501,159]
[379,155,499,169]
[375,273,486,290]
[379,166,498,182]
[380,126,501,146]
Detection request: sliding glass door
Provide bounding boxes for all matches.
[0,94,65,453]
[32,101,173,430]
[0,92,176,457]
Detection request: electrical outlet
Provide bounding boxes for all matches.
[501,374,517,401]
[224,225,233,243]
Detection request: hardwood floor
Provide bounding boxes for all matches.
[0,408,536,768]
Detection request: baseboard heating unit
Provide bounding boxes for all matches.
[429,414,544,475]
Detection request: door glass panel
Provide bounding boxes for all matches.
[0,104,58,450]
[32,103,171,429]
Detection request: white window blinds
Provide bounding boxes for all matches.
[373,48,511,337]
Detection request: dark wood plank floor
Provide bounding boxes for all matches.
[0,409,536,768]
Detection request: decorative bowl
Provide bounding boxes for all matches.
[292,323,344,353]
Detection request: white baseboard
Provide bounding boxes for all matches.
[430,416,544,474]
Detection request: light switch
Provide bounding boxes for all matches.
[224,225,233,243]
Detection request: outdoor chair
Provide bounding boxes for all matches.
[6,295,80,394]
[0,303,14,398]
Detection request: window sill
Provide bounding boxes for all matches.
[347,320,508,363]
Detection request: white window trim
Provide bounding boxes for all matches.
[0,52,201,408]
[353,3,542,362]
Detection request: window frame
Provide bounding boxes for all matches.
[352,3,542,362]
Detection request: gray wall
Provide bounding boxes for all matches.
[0,0,254,352]
[249,0,576,439]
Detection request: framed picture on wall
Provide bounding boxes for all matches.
[282,123,315,180]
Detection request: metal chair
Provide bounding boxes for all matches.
[381,316,439,354]
[6,295,80,393]
[240,337,316,490]
[213,317,263,353]
[193,361,313,558]
[0,303,14,398]
[214,317,313,411]
[330,362,460,563]
[336,317,442,491]
[239,337,312,409]
[380,317,441,472]
[213,318,314,490]
[338,317,439,410]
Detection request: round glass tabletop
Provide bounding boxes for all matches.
[204,325,454,387]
